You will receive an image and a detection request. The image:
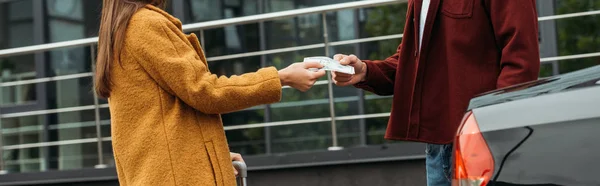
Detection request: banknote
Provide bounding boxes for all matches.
[303,56,355,75]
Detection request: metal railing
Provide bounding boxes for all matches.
[1,0,600,173]
[0,0,408,173]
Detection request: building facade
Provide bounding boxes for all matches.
[0,0,599,185]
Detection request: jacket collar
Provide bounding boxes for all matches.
[144,4,183,30]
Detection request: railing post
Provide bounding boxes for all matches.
[200,29,206,48]
[0,76,3,173]
[90,45,107,169]
[0,117,6,174]
[353,9,368,146]
[0,87,6,174]
[323,12,343,151]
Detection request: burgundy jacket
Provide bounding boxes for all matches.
[356,0,540,144]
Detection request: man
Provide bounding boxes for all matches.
[332,0,540,185]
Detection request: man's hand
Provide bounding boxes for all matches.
[230,152,244,176]
[332,54,367,86]
[278,62,327,92]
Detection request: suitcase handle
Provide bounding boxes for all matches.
[232,161,247,178]
[232,161,247,186]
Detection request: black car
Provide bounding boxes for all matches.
[452,65,600,186]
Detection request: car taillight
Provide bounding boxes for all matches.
[453,111,494,186]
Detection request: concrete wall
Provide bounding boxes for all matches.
[248,160,426,186]
[33,160,426,186]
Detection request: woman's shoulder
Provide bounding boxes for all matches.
[130,5,184,33]
[125,5,186,47]
[129,8,172,31]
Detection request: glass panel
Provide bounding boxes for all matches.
[364,91,393,114]
[46,0,83,19]
[207,56,262,76]
[223,110,265,126]
[558,57,600,74]
[1,109,97,142]
[333,93,361,116]
[539,63,554,78]
[42,77,95,109]
[164,1,174,13]
[184,0,259,23]
[263,0,359,13]
[229,120,362,155]
[554,13,600,74]
[191,23,261,58]
[331,10,357,42]
[335,119,361,147]
[8,22,34,48]
[47,110,98,142]
[226,127,266,155]
[270,121,332,153]
[3,147,44,173]
[98,97,108,105]
[2,109,101,173]
[45,0,102,40]
[359,36,402,61]
[44,46,93,77]
[265,15,322,50]
[4,142,100,173]
[358,4,407,38]
[0,55,37,106]
[2,115,44,146]
[100,108,111,138]
[264,0,295,13]
[7,0,33,20]
[270,90,330,121]
[554,0,600,14]
[365,117,390,145]
[102,141,114,167]
[47,143,99,172]
[0,0,34,49]
[185,0,222,22]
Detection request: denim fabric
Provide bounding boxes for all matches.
[426,143,453,186]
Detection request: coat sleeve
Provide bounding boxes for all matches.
[353,46,401,96]
[124,18,282,114]
[485,0,541,88]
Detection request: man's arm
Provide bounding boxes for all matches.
[485,0,540,88]
[358,50,401,96]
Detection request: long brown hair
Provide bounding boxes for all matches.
[95,0,166,98]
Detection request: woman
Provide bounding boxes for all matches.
[95,0,326,185]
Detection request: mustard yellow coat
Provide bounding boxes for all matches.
[108,5,282,186]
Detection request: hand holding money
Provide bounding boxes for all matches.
[303,56,355,75]
[330,54,367,86]
[278,62,326,92]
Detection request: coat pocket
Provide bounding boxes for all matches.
[205,141,224,186]
[441,0,474,19]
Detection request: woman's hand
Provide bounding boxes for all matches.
[278,62,327,92]
[230,152,244,176]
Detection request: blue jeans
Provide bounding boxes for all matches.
[426,143,453,186]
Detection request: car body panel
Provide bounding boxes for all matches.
[461,65,600,186]
[473,86,600,133]
[480,117,600,185]
[469,65,600,111]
